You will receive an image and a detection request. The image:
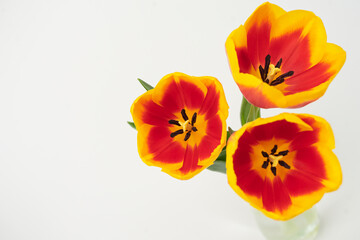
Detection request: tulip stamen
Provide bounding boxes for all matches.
[270,71,294,86]
[169,109,198,141]
[261,145,291,176]
[259,55,294,86]
[170,129,184,138]
[275,58,282,68]
[168,120,181,126]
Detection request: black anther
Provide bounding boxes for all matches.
[261,145,290,175]
[170,129,184,138]
[278,160,291,169]
[261,151,269,158]
[168,120,181,126]
[279,70,294,78]
[270,78,285,86]
[181,109,188,121]
[271,166,277,176]
[264,54,271,78]
[271,71,294,86]
[170,110,198,141]
[275,58,282,68]
[191,112,197,125]
[184,131,191,141]
[262,160,269,169]
[276,150,289,156]
[271,145,278,155]
[258,55,293,86]
[259,65,265,80]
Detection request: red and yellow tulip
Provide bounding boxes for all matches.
[226,2,346,108]
[226,113,342,220]
[131,72,229,180]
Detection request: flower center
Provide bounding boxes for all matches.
[261,144,290,176]
[259,54,294,86]
[169,109,198,141]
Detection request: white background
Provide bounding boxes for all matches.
[0,0,359,239]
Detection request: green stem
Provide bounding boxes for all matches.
[240,96,261,125]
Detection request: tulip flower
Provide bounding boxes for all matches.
[226,2,346,108]
[131,72,229,180]
[226,113,342,220]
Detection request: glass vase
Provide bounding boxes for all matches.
[253,207,319,240]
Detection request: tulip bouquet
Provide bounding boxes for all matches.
[128,2,345,239]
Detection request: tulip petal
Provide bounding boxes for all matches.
[272,177,292,212]
[198,76,229,119]
[315,145,342,190]
[284,169,324,196]
[292,146,327,182]
[244,2,286,68]
[227,113,342,220]
[250,119,304,142]
[269,10,327,74]
[131,90,176,127]
[226,3,346,108]
[137,124,185,169]
[290,114,335,150]
[163,145,207,180]
[131,72,228,180]
[232,73,284,108]
[197,114,225,164]
[232,138,254,179]
[152,72,208,113]
[262,177,277,212]
[226,25,256,75]
[284,43,346,95]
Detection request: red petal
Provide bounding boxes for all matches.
[197,135,217,161]
[149,127,185,165]
[199,84,220,119]
[269,29,312,75]
[232,130,258,169]
[147,126,173,154]
[237,170,264,198]
[273,177,292,212]
[156,78,184,113]
[284,170,323,197]
[289,131,318,151]
[293,146,326,180]
[284,62,333,95]
[232,130,263,198]
[141,100,175,126]
[250,120,300,141]
[243,2,286,69]
[235,47,253,74]
[179,79,206,110]
[177,145,202,175]
[232,148,252,179]
[205,115,223,142]
[262,177,275,212]
[198,115,222,160]
[247,22,272,69]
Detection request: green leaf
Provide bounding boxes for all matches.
[137,78,154,91]
[228,127,235,137]
[127,121,136,130]
[217,149,226,161]
[207,159,226,174]
[207,144,226,174]
[240,96,260,125]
